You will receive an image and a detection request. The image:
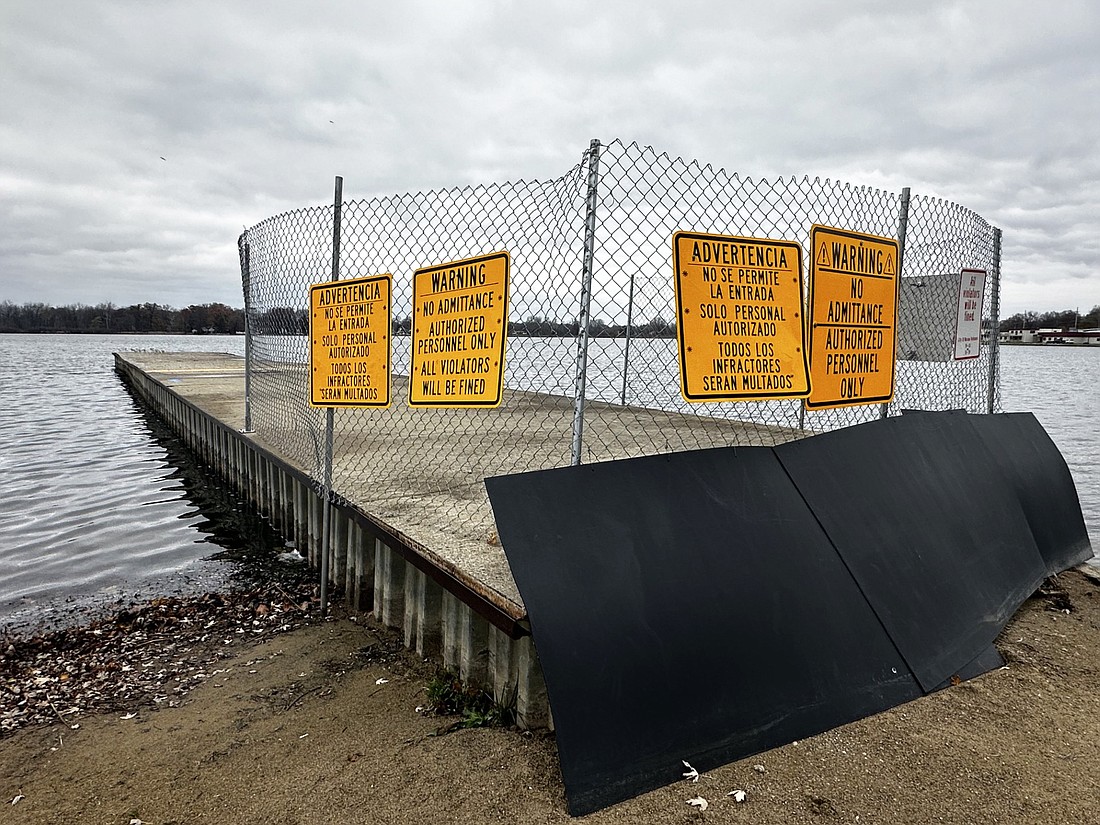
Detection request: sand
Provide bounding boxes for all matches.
[3,569,1100,824]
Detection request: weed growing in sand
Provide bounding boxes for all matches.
[425,670,516,729]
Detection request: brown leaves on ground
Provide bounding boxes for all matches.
[1,581,323,736]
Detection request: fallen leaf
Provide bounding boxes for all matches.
[728,789,747,803]
[375,677,389,685]
[119,712,138,720]
[687,796,708,811]
[11,794,25,805]
[682,760,700,782]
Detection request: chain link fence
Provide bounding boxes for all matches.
[239,138,1000,573]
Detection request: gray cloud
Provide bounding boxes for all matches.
[1,0,1097,315]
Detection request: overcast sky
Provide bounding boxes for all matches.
[1,0,1097,317]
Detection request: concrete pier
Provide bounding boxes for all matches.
[114,350,804,728]
[115,351,558,726]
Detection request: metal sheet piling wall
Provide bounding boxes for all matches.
[113,353,549,728]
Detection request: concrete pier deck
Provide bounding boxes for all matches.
[114,350,806,726]
[116,351,526,619]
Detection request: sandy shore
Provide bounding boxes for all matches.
[3,569,1100,824]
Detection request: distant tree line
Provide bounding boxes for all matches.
[0,301,245,334]
[252,308,677,338]
[0,302,677,338]
[8,300,1094,337]
[511,315,676,338]
[999,305,1100,331]
[248,306,1100,337]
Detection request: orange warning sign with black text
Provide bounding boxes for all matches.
[673,231,810,402]
[806,225,899,410]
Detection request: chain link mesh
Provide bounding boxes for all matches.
[240,138,1001,578]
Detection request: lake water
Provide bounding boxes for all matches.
[0,333,1096,632]
[998,344,1099,556]
[0,334,249,632]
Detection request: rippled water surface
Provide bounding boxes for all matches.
[0,334,252,629]
[0,334,1096,630]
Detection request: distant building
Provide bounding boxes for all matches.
[1001,328,1100,345]
[1036,328,1100,345]
[999,328,1041,344]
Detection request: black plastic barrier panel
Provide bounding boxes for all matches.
[968,413,1093,575]
[486,447,924,814]
[772,412,1049,692]
[485,412,1092,816]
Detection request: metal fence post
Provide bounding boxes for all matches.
[988,227,1002,414]
[241,237,254,434]
[883,186,911,419]
[320,174,343,617]
[571,140,601,465]
[619,266,635,406]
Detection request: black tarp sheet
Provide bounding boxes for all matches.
[484,412,1092,816]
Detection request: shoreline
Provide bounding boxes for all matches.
[2,576,323,737]
[999,341,1099,347]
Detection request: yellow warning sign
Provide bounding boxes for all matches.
[309,274,391,407]
[805,225,899,410]
[409,251,509,407]
[673,231,810,401]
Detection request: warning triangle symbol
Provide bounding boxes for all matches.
[816,243,830,267]
[883,253,896,276]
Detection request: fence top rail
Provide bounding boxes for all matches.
[240,138,997,239]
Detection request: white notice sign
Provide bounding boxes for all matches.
[953,268,986,360]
